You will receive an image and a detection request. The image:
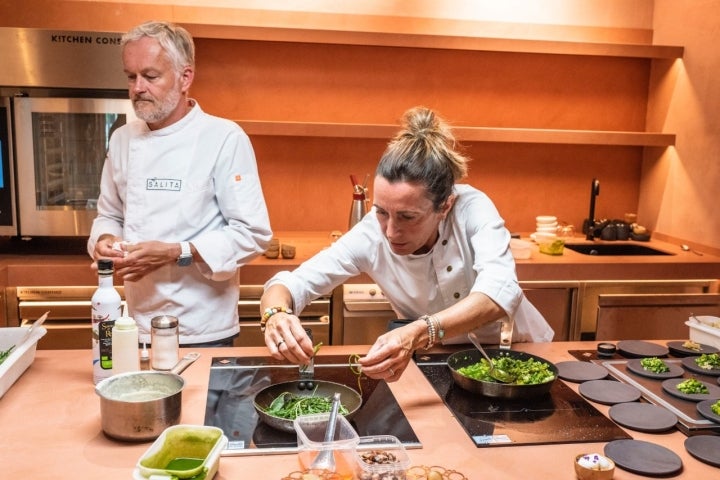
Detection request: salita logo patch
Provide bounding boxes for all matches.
[146,178,182,191]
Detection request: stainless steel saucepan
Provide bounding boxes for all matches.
[95,352,199,441]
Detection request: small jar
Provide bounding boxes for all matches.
[151,315,179,370]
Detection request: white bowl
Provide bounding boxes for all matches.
[533,231,558,243]
[536,226,559,233]
[536,215,557,224]
[510,239,532,259]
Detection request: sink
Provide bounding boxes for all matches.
[565,244,674,256]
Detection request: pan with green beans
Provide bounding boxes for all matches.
[254,380,362,433]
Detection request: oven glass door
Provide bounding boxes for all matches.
[0,98,16,235]
[13,96,136,236]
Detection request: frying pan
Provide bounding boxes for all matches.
[448,349,557,399]
[253,380,362,433]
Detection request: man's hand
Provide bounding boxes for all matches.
[114,240,178,281]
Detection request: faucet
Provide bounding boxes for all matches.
[585,178,600,240]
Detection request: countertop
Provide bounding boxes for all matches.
[1,341,717,479]
[0,231,718,286]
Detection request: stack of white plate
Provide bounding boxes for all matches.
[532,215,558,242]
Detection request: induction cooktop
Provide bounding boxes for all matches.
[415,352,632,447]
[203,355,421,456]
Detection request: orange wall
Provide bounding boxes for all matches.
[0,0,660,236]
[192,38,649,232]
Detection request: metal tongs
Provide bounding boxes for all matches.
[299,328,316,380]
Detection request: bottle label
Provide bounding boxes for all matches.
[99,319,115,369]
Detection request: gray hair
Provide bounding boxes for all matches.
[376,107,469,210]
[121,21,195,72]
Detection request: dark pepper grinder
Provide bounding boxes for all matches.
[584,178,601,240]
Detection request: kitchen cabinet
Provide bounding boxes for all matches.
[520,281,579,341]
[595,292,720,340]
[577,279,717,338]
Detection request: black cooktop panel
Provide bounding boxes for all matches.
[415,353,631,447]
[203,355,420,455]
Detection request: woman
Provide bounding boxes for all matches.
[260,106,552,381]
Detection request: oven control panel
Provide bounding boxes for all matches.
[343,284,388,302]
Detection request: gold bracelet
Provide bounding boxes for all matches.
[260,306,292,332]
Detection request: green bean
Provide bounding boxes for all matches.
[262,386,349,420]
[0,345,15,366]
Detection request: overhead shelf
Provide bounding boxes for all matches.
[194,26,684,59]
[181,15,682,60]
[236,120,676,147]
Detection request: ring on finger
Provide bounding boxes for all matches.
[277,339,285,348]
[388,367,395,376]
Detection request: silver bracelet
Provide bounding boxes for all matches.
[421,315,436,349]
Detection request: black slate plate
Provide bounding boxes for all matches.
[578,379,642,405]
[555,361,608,383]
[661,378,720,402]
[681,355,720,377]
[684,435,720,468]
[609,402,677,433]
[605,439,683,477]
[617,340,669,358]
[696,398,720,424]
[667,340,719,357]
[626,358,684,380]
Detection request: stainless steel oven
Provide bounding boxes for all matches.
[12,96,136,236]
[340,284,397,345]
[5,285,125,349]
[1,27,134,238]
[0,97,16,236]
[5,285,331,350]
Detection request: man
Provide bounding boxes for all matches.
[88,21,271,346]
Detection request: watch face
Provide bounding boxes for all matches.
[177,255,192,267]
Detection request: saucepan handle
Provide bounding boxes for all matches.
[170,351,201,375]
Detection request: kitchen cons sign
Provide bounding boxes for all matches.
[0,27,127,90]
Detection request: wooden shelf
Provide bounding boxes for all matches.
[179,9,684,59]
[236,120,675,147]
[198,27,684,59]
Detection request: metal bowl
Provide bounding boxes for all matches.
[253,380,362,433]
[448,349,557,399]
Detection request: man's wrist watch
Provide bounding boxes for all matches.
[177,241,193,267]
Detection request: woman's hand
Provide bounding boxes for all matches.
[263,312,315,365]
[357,322,421,382]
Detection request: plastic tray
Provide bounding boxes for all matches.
[354,435,410,479]
[0,326,47,398]
[687,317,720,350]
[134,424,227,480]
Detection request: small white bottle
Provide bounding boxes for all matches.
[91,259,122,384]
[112,305,139,375]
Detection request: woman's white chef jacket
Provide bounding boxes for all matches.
[88,101,272,345]
[266,184,553,343]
